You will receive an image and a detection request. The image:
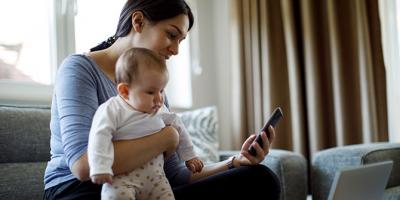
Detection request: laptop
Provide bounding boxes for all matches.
[328,160,393,200]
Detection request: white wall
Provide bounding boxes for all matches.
[187,0,234,150]
[379,0,400,142]
[189,0,218,108]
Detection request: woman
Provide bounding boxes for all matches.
[44,0,281,199]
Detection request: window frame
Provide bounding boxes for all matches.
[1,0,197,108]
[0,0,75,105]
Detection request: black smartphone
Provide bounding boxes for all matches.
[248,107,283,156]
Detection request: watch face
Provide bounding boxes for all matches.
[228,156,235,169]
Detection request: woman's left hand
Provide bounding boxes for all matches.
[235,126,275,166]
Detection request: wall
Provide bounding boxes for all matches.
[186,0,235,150]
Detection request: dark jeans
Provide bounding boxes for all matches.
[44,165,281,200]
[43,178,101,200]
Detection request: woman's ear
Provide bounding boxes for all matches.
[117,83,130,100]
[131,11,145,33]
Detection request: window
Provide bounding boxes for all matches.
[0,0,195,108]
[74,0,125,53]
[0,0,53,85]
[0,0,53,103]
[166,37,193,108]
[379,0,400,142]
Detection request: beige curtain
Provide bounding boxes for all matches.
[230,0,388,159]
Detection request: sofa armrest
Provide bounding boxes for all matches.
[311,142,400,200]
[219,149,308,200]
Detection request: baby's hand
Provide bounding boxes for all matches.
[91,174,113,185]
[185,157,204,173]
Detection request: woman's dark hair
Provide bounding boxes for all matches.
[90,0,194,52]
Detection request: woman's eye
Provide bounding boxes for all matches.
[167,31,177,39]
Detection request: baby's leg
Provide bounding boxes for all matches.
[146,174,175,200]
[101,175,136,200]
[136,154,175,200]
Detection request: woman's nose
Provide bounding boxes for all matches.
[169,41,179,55]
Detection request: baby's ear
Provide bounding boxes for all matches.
[117,83,129,99]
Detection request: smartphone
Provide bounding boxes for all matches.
[248,107,283,156]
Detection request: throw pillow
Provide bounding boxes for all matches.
[177,106,219,164]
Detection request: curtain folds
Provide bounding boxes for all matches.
[231,0,388,159]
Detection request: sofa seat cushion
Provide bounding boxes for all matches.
[383,185,400,200]
[0,162,47,199]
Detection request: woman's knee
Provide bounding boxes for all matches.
[241,165,281,198]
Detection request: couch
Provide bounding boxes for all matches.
[0,104,308,200]
[312,142,400,200]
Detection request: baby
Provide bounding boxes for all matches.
[88,48,203,200]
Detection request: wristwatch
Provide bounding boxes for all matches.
[227,156,236,169]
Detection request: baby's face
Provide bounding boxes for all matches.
[125,69,168,114]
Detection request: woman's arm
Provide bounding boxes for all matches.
[189,127,275,182]
[72,126,179,181]
[112,126,179,174]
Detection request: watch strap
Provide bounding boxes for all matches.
[227,156,236,169]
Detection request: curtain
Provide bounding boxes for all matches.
[230,0,388,159]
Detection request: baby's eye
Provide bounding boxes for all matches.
[146,91,154,95]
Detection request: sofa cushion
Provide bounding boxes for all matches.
[0,105,51,163]
[177,106,219,164]
[383,185,400,200]
[0,162,47,199]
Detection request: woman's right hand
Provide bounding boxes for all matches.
[162,125,180,159]
[111,125,179,175]
[72,125,179,181]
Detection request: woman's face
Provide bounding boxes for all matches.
[134,14,190,60]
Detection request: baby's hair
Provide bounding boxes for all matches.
[115,48,167,85]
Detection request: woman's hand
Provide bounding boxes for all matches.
[189,126,275,182]
[72,126,180,181]
[235,126,276,166]
[162,125,180,159]
[112,125,179,175]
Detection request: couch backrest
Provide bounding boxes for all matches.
[0,105,51,163]
[0,104,51,199]
[362,145,400,188]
